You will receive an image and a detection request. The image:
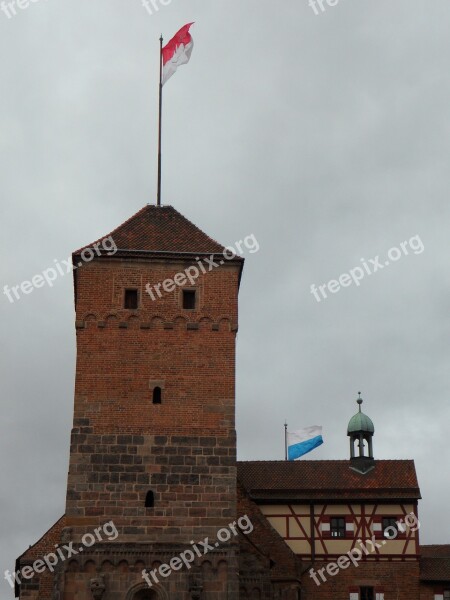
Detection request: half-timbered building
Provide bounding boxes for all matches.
[237,399,446,600]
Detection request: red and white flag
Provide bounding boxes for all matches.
[162,23,194,86]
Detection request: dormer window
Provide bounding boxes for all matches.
[124,289,138,309]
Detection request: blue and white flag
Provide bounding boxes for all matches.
[287,426,323,460]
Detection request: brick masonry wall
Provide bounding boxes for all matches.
[420,582,449,599]
[237,483,302,597]
[19,517,66,600]
[67,432,237,540]
[301,559,421,600]
[60,544,239,600]
[72,259,239,437]
[59,256,241,599]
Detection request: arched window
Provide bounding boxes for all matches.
[152,386,162,404]
[133,589,158,600]
[145,491,155,508]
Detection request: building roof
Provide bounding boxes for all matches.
[19,515,67,563]
[237,460,421,501]
[237,483,302,583]
[16,515,66,598]
[420,546,450,581]
[73,205,235,257]
[421,545,450,557]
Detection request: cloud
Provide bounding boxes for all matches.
[1,2,449,596]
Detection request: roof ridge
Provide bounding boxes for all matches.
[72,205,149,255]
[19,514,66,557]
[164,205,225,252]
[101,205,149,244]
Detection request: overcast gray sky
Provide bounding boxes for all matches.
[1,1,449,596]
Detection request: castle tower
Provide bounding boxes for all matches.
[63,205,243,599]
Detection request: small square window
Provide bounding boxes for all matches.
[330,517,345,538]
[182,289,196,310]
[124,289,138,310]
[382,517,398,538]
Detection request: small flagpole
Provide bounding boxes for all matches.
[284,421,288,461]
[157,34,163,207]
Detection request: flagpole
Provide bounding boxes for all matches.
[284,421,288,461]
[157,34,163,207]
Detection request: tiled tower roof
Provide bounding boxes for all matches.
[74,205,234,256]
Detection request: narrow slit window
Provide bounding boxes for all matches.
[145,491,155,508]
[182,289,196,310]
[153,387,162,404]
[124,289,138,310]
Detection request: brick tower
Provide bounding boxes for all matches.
[63,205,243,599]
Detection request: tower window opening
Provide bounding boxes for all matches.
[330,517,345,538]
[182,289,196,310]
[360,587,374,600]
[152,386,162,404]
[145,490,155,508]
[124,289,138,309]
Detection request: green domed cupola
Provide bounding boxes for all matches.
[347,396,375,435]
[347,393,375,474]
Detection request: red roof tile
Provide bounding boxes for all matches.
[237,460,421,500]
[420,545,450,582]
[74,205,232,256]
[237,483,302,583]
[16,515,66,599]
[20,515,66,563]
[421,545,450,558]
